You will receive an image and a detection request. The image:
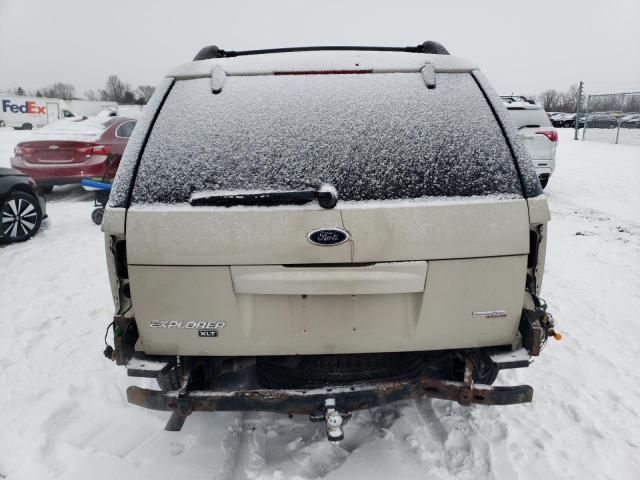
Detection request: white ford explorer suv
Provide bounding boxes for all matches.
[101,42,557,441]
[501,96,558,189]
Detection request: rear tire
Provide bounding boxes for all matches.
[20,123,33,130]
[257,352,424,388]
[0,191,42,243]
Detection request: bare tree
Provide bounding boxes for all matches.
[559,83,580,112]
[41,82,76,100]
[100,75,133,103]
[123,90,136,104]
[538,89,561,112]
[625,95,640,113]
[84,90,99,101]
[136,85,155,104]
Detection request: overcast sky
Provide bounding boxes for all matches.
[1,0,639,97]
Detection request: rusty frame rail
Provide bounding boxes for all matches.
[128,373,533,428]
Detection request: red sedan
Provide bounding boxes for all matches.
[11,116,136,192]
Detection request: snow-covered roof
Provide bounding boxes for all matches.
[167,51,478,79]
[27,117,113,142]
[503,101,544,110]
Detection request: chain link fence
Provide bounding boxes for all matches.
[581,92,640,145]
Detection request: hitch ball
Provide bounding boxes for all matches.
[324,399,345,442]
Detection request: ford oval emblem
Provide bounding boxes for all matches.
[307,228,350,246]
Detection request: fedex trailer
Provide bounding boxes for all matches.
[0,96,75,129]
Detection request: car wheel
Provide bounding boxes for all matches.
[21,123,33,130]
[40,185,54,194]
[0,191,43,243]
[539,177,549,189]
[91,207,104,225]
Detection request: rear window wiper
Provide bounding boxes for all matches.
[190,185,338,209]
[518,124,541,130]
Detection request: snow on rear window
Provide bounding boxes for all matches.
[506,108,552,128]
[132,72,522,204]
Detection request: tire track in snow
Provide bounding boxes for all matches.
[404,399,508,478]
[215,411,251,480]
[216,410,387,479]
[216,412,287,480]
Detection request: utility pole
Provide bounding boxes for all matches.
[574,81,584,140]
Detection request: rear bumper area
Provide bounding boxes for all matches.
[127,373,533,418]
[113,316,536,433]
[36,176,91,186]
[10,162,109,185]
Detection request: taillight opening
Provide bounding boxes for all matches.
[114,240,128,279]
[535,130,558,142]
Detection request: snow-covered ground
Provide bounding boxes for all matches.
[0,128,33,168]
[580,127,640,147]
[0,129,639,479]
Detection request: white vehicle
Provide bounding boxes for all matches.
[502,96,558,189]
[65,100,117,117]
[102,42,556,439]
[0,95,75,130]
[97,105,143,119]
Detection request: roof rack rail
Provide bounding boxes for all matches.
[193,41,450,61]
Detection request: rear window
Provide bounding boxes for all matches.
[115,120,136,138]
[132,72,523,204]
[506,107,552,129]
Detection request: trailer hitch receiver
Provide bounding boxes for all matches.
[310,398,352,442]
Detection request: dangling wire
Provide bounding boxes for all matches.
[104,321,114,347]
[103,321,115,359]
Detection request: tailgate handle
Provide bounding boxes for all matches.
[231,261,427,295]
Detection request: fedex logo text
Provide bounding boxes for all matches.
[2,100,46,115]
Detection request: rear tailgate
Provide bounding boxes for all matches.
[125,69,530,356]
[519,128,556,161]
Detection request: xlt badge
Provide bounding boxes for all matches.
[198,330,218,337]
